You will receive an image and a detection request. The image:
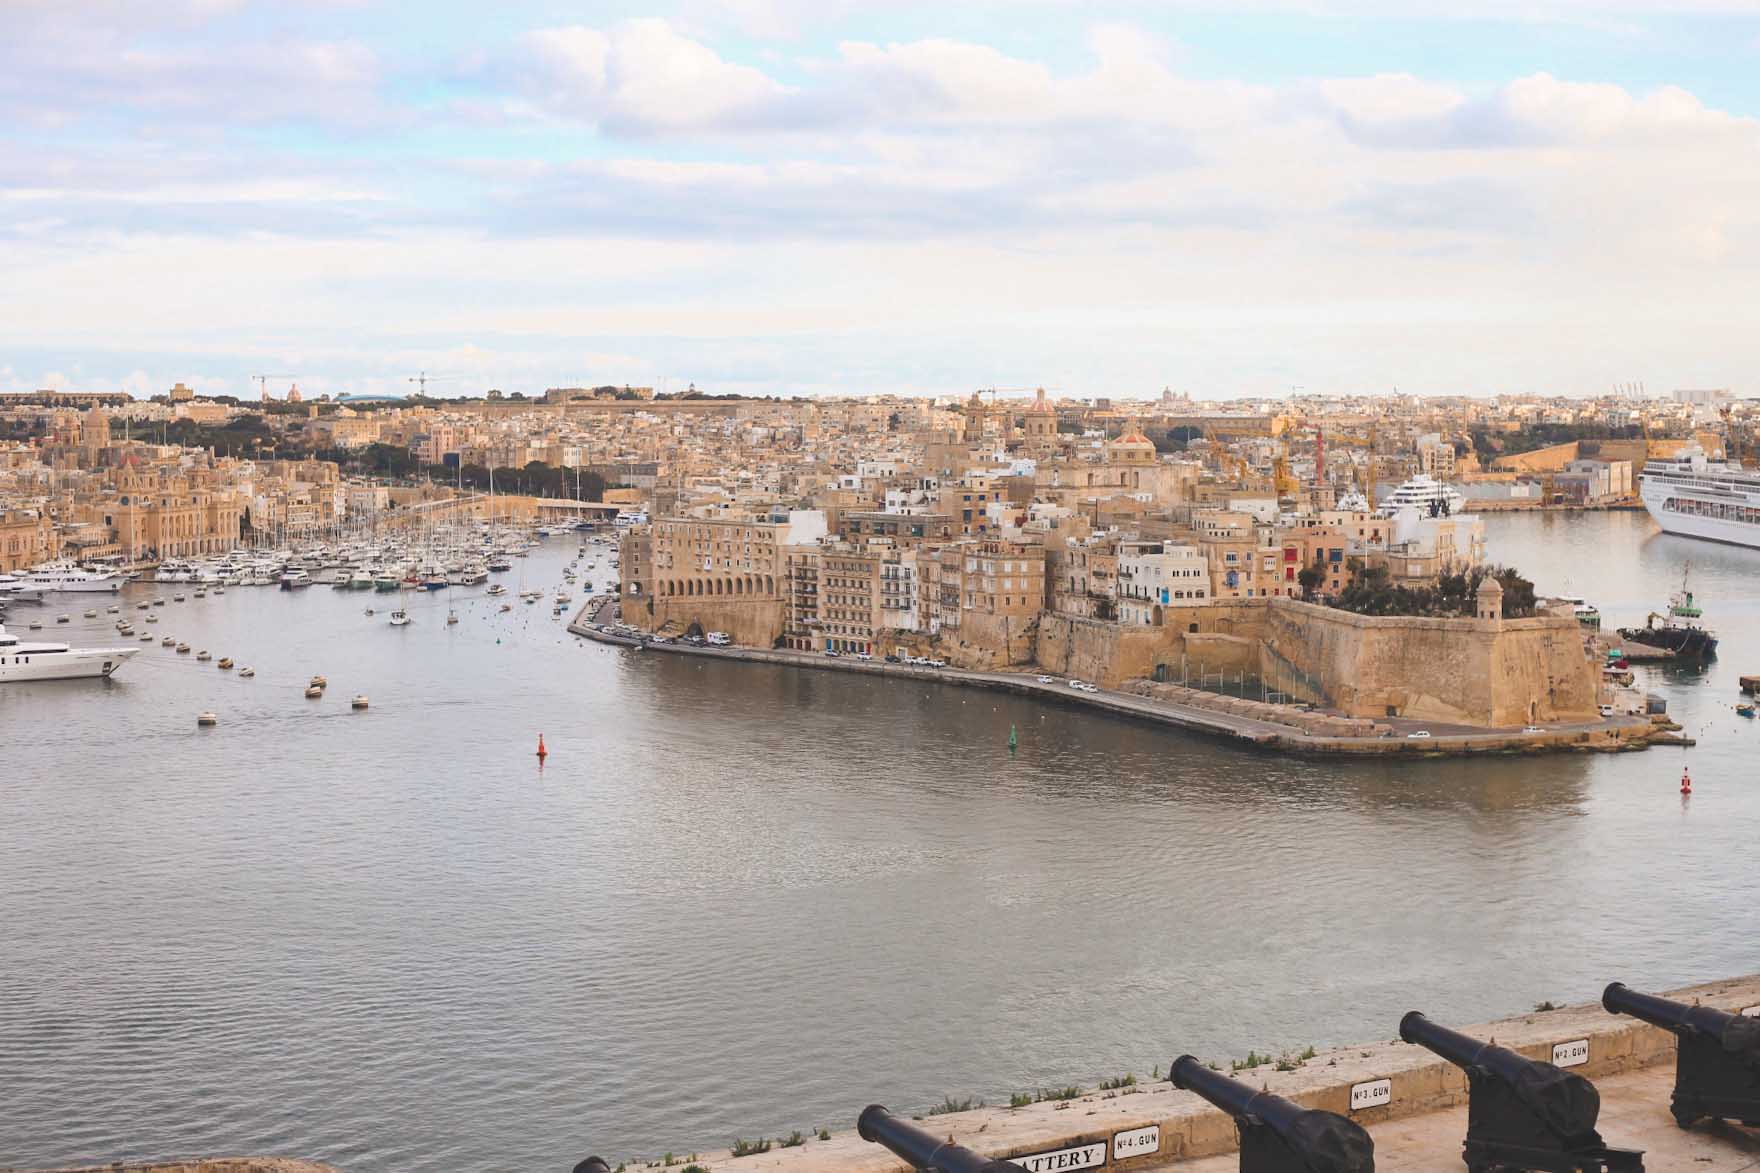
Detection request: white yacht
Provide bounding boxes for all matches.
[23,562,128,593]
[1640,445,1760,550]
[0,622,139,681]
[1376,474,1466,518]
[278,568,313,590]
[0,575,50,604]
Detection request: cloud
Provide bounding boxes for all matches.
[521,19,793,134]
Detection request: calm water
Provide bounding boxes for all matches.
[3,513,1758,1171]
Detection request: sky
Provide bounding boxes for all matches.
[5,1,1760,401]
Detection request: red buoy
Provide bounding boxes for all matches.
[1680,767,1691,795]
[536,733,548,760]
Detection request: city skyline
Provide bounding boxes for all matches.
[7,1,1760,399]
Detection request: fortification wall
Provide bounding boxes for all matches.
[1262,599,1598,726]
[637,595,785,648]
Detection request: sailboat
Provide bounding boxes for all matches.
[389,608,411,626]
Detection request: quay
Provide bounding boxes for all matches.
[602,973,1760,1172]
[569,599,1671,758]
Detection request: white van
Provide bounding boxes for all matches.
[706,631,732,646]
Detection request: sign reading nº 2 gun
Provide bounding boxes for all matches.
[1009,1140,1107,1171]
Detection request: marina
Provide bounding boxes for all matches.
[3,512,1759,1171]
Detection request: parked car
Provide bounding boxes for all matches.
[884,655,901,663]
[1406,730,1432,739]
[926,659,946,668]
[824,649,841,658]
[1598,704,1615,717]
[854,652,873,661]
[1036,674,1055,684]
[1522,725,1542,733]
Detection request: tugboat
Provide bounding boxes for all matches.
[1618,564,1718,660]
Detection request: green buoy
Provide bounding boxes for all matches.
[1008,723,1018,751]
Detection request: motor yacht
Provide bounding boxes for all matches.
[0,622,139,681]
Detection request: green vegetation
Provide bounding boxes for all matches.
[927,1095,980,1116]
[1231,1050,1271,1072]
[780,1131,805,1148]
[1472,422,1645,461]
[730,1137,771,1157]
[817,1127,831,1141]
[1009,1092,1033,1108]
[1097,1073,1137,1090]
[1331,563,1536,620]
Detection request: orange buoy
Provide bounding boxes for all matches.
[1680,767,1691,795]
[536,733,548,760]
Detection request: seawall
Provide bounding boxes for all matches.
[569,603,1663,758]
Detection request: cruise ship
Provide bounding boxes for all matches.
[1640,446,1760,550]
[0,623,139,681]
[1376,474,1466,518]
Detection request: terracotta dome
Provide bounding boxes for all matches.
[1028,387,1055,414]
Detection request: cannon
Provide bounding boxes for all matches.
[571,1160,610,1173]
[1170,1055,1374,1173]
[858,1104,1026,1172]
[1399,1011,1643,1173]
[1603,982,1760,1128]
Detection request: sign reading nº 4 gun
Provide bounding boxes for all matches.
[1112,1124,1160,1159]
[1008,1140,1107,1171]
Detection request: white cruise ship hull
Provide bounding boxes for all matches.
[0,647,139,682]
[1641,499,1760,549]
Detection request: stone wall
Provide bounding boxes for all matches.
[1037,601,1269,687]
[1119,679,1386,737]
[631,593,785,648]
[1262,598,1598,726]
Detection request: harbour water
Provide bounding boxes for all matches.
[2,512,1758,1171]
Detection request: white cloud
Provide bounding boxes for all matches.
[522,19,791,134]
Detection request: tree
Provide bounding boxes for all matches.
[1296,559,1325,601]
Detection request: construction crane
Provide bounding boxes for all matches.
[408,372,458,397]
[253,374,295,400]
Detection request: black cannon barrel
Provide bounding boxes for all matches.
[1400,1011,1600,1140]
[857,1104,1025,1172]
[571,1159,610,1173]
[1603,983,1759,1058]
[1172,1055,1375,1173]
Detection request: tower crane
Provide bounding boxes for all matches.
[408,372,458,397]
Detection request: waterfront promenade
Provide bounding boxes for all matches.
[569,599,1662,758]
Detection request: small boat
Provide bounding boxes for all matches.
[352,694,370,710]
[214,587,226,595]
[136,602,150,611]
[138,632,153,641]
[146,614,158,623]
[83,609,96,618]
[499,603,512,613]
[305,685,323,699]
[162,637,176,646]
[486,584,507,597]
[217,658,234,670]
[117,625,133,636]
[194,589,206,598]
[239,667,255,678]
[310,675,327,689]
[388,609,410,626]
[176,643,191,653]
[197,711,218,726]
[56,614,70,623]
[446,610,458,626]
[195,650,211,662]
[1739,703,1756,719]
[153,598,165,607]
[106,604,120,614]
[173,593,185,602]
